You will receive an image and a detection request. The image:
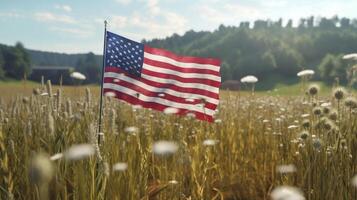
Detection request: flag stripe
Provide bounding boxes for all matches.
[140,73,219,93]
[141,67,221,87]
[144,46,220,66]
[103,83,216,115]
[105,68,219,100]
[144,52,220,72]
[144,57,220,76]
[103,88,214,122]
[104,77,218,110]
[143,62,221,82]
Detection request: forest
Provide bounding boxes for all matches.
[1,16,357,88]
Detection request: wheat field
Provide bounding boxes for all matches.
[0,81,356,200]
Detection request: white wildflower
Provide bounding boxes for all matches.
[320,102,331,107]
[163,107,179,114]
[70,72,86,80]
[276,164,297,174]
[168,180,178,184]
[124,126,138,134]
[50,153,63,161]
[301,114,310,118]
[203,139,219,146]
[288,125,298,129]
[240,75,258,83]
[104,91,116,97]
[297,69,314,77]
[214,119,222,123]
[352,175,357,187]
[64,144,95,161]
[343,53,357,60]
[113,162,128,172]
[271,186,305,200]
[153,141,178,155]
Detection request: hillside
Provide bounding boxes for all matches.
[2,16,357,88]
[27,48,102,67]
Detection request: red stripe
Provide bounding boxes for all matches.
[104,77,218,110]
[144,46,221,66]
[141,69,221,87]
[105,67,219,100]
[103,88,214,122]
[143,57,220,76]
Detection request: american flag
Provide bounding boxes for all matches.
[103,31,221,122]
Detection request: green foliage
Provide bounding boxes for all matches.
[318,54,348,84]
[2,16,357,87]
[144,16,357,86]
[0,49,5,79]
[1,42,31,79]
[76,52,101,84]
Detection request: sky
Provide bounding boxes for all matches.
[1,0,357,54]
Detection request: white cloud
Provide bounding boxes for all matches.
[0,11,21,18]
[49,27,93,38]
[55,4,72,12]
[107,0,188,40]
[109,10,187,41]
[147,0,160,15]
[34,12,76,24]
[111,16,128,28]
[115,0,131,5]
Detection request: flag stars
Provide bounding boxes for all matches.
[105,32,144,77]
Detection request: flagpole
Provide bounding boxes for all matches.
[98,20,107,144]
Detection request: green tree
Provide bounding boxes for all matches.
[76,52,100,84]
[0,49,4,79]
[3,42,31,79]
[318,54,347,84]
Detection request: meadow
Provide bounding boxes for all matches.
[0,81,356,200]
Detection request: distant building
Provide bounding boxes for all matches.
[30,65,74,84]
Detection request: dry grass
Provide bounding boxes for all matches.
[0,82,356,200]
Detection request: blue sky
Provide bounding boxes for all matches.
[1,0,357,54]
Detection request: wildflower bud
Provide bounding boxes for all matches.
[299,131,309,140]
[340,138,347,147]
[312,138,322,150]
[323,107,330,115]
[66,99,72,116]
[33,88,41,95]
[313,107,322,116]
[22,97,29,104]
[323,119,335,131]
[333,87,346,100]
[301,119,310,129]
[110,108,116,133]
[307,84,319,96]
[56,89,62,111]
[344,97,357,109]
[329,110,338,121]
[29,154,53,185]
[46,80,53,97]
[47,113,55,137]
[85,88,91,107]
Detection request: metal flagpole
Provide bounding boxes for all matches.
[98,20,108,144]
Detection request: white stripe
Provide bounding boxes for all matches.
[140,73,219,93]
[144,52,220,72]
[143,63,221,82]
[104,72,219,105]
[104,83,215,116]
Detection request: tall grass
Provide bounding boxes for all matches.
[0,85,356,199]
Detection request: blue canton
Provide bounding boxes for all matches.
[105,31,144,77]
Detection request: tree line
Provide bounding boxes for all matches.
[145,16,357,87]
[1,16,357,87]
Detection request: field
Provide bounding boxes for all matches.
[0,81,356,200]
